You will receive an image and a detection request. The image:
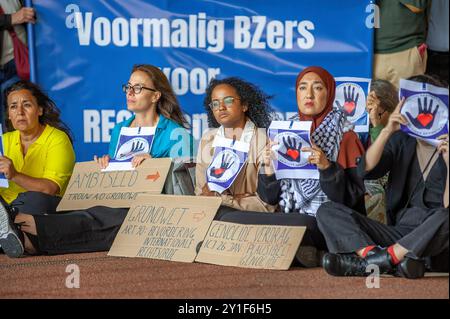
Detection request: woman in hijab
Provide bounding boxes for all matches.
[259,66,366,216]
[217,66,366,267]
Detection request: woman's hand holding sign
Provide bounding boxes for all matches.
[0,156,17,180]
[131,153,151,168]
[94,154,110,169]
[438,135,449,167]
[365,98,407,172]
[302,143,330,170]
[262,140,278,176]
[383,98,407,134]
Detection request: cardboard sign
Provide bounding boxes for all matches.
[195,221,306,270]
[108,194,222,263]
[56,158,172,211]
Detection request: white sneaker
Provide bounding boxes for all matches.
[0,201,24,258]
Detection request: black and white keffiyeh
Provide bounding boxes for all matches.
[279,109,353,216]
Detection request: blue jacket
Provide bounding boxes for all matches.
[108,114,193,159]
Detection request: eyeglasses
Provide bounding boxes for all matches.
[209,96,240,111]
[122,84,157,94]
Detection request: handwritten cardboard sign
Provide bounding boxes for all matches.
[56,158,172,211]
[108,194,222,263]
[195,221,306,270]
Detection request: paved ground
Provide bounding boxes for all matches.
[0,252,448,299]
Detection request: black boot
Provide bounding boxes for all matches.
[322,253,369,276]
[295,245,320,268]
[322,247,396,277]
[367,247,426,278]
[365,246,396,275]
[395,257,426,279]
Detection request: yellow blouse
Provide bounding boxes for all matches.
[0,125,75,203]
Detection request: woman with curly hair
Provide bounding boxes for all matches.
[195,77,277,213]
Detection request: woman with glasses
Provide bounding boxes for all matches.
[95,64,193,168]
[0,65,193,258]
[195,77,277,214]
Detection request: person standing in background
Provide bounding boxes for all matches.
[426,0,449,85]
[0,0,35,129]
[373,0,429,88]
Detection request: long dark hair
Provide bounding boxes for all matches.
[131,64,190,128]
[203,77,274,128]
[3,81,73,143]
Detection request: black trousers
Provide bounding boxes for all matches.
[12,194,327,256]
[427,49,449,85]
[316,201,448,269]
[215,206,328,251]
[8,191,128,255]
[10,191,62,216]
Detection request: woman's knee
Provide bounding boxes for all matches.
[316,201,351,223]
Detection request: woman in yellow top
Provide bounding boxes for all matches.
[0,80,75,212]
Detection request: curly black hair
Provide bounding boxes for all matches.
[203,77,275,128]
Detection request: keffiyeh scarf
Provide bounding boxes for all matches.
[279,109,352,216]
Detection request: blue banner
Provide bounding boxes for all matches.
[32,0,374,161]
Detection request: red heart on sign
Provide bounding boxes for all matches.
[417,113,433,127]
[344,101,356,115]
[286,149,300,161]
[214,168,225,175]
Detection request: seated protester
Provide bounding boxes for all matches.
[254,66,366,266]
[195,77,276,214]
[0,65,194,258]
[0,80,75,213]
[317,75,449,279]
[96,64,193,168]
[364,79,399,224]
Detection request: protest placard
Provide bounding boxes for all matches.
[56,158,172,211]
[196,221,306,270]
[108,194,222,262]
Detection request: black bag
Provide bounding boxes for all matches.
[163,161,196,195]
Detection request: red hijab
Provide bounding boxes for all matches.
[295,66,364,169]
[296,66,336,131]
